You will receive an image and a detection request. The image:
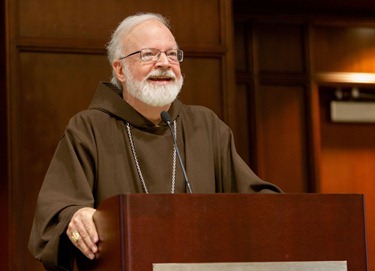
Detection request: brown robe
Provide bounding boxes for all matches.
[28,82,282,270]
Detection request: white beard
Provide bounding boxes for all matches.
[124,65,183,107]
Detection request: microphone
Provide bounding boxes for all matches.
[161,111,193,193]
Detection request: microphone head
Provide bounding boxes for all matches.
[161,111,172,124]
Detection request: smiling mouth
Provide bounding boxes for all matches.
[148,76,174,82]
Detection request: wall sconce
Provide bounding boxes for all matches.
[331,87,375,123]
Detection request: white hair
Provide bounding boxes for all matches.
[106,13,171,89]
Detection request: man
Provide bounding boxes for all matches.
[28,12,282,271]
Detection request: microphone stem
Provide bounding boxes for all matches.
[167,123,193,193]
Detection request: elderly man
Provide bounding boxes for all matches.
[28,12,281,270]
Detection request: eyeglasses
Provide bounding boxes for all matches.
[119,48,184,63]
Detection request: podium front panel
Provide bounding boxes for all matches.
[76,194,367,271]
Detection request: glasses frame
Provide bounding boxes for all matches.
[119,48,184,63]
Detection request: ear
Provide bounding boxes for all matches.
[112,61,126,83]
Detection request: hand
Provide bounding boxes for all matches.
[67,207,98,260]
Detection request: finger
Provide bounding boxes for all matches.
[77,209,99,254]
[70,230,96,260]
[80,211,99,244]
[76,221,98,254]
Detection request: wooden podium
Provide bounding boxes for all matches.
[76,194,368,271]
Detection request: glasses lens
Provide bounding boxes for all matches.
[140,48,184,62]
[177,50,183,62]
[140,48,159,61]
[166,49,183,62]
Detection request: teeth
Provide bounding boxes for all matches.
[150,76,170,80]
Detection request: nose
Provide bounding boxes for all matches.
[155,52,172,68]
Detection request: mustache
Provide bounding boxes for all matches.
[146,69,177,80]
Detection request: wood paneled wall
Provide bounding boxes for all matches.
[313,25,375,271]
[234,14,375,271]
[4,0,375,270]
[4,1,236,270]
[234,19,312,192]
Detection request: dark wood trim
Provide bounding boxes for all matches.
[6,0,28,269]
[220,0,238,134]
[0,0,9,269]
[16,37,229,58]
[17,37,108,54]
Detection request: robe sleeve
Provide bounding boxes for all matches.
[28,125,97,271]
[219,123,282,193]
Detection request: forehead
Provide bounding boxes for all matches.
[124,19,178,51]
